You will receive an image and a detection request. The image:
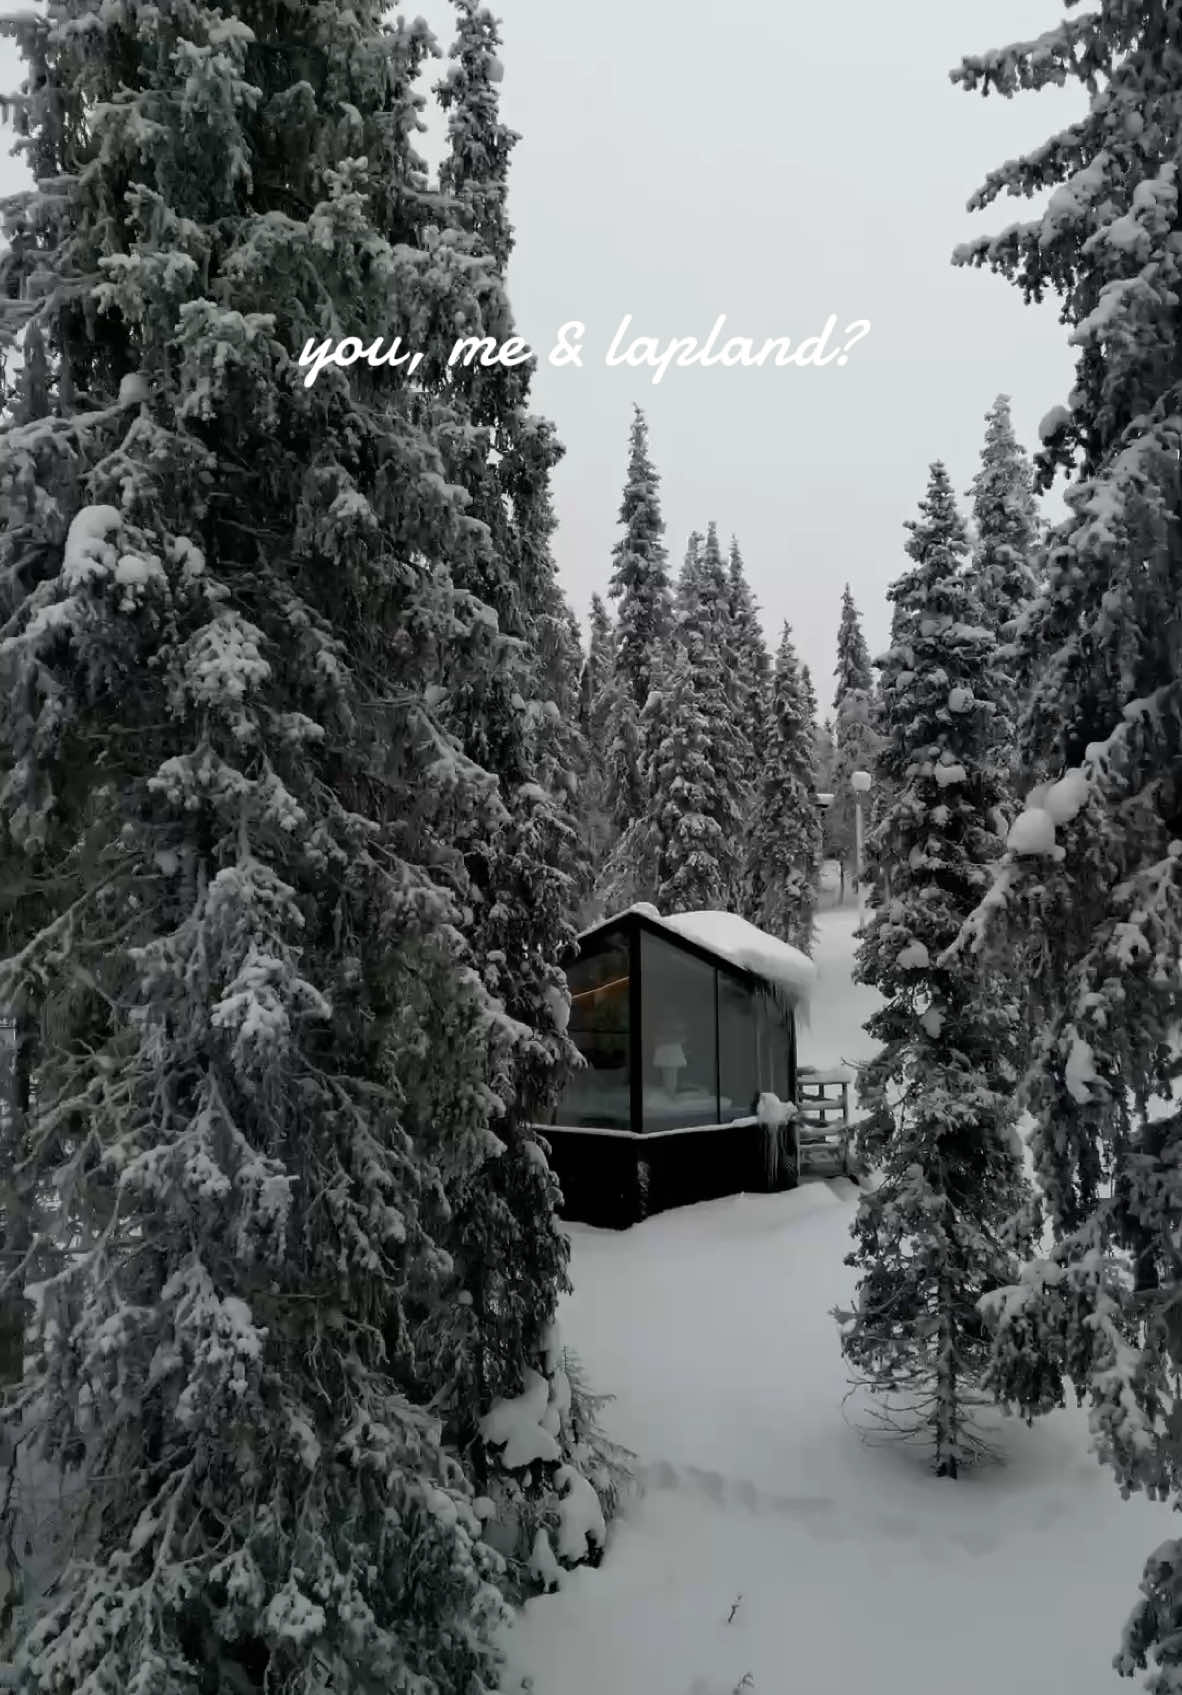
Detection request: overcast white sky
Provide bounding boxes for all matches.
[421,0,1083,701]
[0,2,1083,706]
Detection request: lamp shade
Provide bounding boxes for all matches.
[653,1042,687,1071]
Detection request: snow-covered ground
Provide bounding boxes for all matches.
[505,905,1172,1695]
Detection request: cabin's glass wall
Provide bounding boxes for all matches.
[718,973,760,1122]
[640,933,719,1131]
[755,991,792,1101]
[553,933,632,1129]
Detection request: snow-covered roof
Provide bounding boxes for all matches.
[580,904,815,1009]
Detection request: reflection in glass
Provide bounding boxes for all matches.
[718,973,760,1122]
[554,935,631,1129]
[641,933,718,1131]
[755,991,792,1102]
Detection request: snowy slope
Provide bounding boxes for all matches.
[505,906,1172,1695]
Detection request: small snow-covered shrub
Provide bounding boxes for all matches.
[476,1330,634,1597]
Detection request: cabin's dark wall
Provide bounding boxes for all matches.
[544,1112,799,1231]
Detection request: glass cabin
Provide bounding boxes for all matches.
[543,909,803,1226]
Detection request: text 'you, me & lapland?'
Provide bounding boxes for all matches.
[298,313,873,388]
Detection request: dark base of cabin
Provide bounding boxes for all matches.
[541,1119,799,1230]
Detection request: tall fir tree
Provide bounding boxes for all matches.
[834,582,873,705]
[678,520,730,652]
[607,405,671,712]
[838,463,1035,1477]
[746,625,822,952]
[954,11,1182,1687]
[600,408,669,846]
[814,706,837,802]
[426,1,616,1575]
[968,393,1040,778]
[576,593,617,899]
[0,4,600,1690]
[830,585,881,898]
[602,680,646,838]
[667,525,747,910]
[969,394,1038,639]
[726,537,771,759]
[579,592,616,767]
[648,643,743,913]
[598,525,752,919]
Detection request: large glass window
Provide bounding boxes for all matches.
[641,933,718,1131]
[554,936,632,1129]
[718,973,760,1122]
[755,991,792,1102]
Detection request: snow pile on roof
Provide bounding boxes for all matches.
[577,904,816,1009]
[657,909,815,1006]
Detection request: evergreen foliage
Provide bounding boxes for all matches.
[954,10,1182,1682]
[726,537,771,761]
[829,586,881,891]
[0,4,605,1689]
[747,625,822,952]
[838,463,1035,1477]
[607,406,671,713]
[649,644,743,913]
[968,394,1040,774]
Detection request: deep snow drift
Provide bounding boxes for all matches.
[505,905,1172,1695]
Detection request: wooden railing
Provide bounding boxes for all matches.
[795,1066,857,1178]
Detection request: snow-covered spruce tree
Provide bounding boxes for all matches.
[863,663,900,907]
[599,407,670,848]
[595,523,732,913]
[968,394,1040,774]
[801,665,826,797]
[747,625,822,952]
[834,581,873,704]
[677,521,729,648]
[830,584,881,898]
[969,394,1038,638]
[430,0,621,1584]
[814,702,837,801]
[663,524,748,910]
[726,537,771,767]
[592,654,666,916]
[648,643,744,912]
[579,592,616,769]
[574,596,619,913]
[837,462,1035,1478]
[607,404,671,714]
[0,3,584,1687]
[601,672,646,838]
[952,12,1182,1685]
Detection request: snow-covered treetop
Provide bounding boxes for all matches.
[608,405,671,709]
[833,583,872,708]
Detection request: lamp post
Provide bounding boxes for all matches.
[850,770,872,926]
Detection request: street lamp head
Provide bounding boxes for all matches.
[851,770,872,794]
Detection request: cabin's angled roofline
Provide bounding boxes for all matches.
[575,904,815,1011]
